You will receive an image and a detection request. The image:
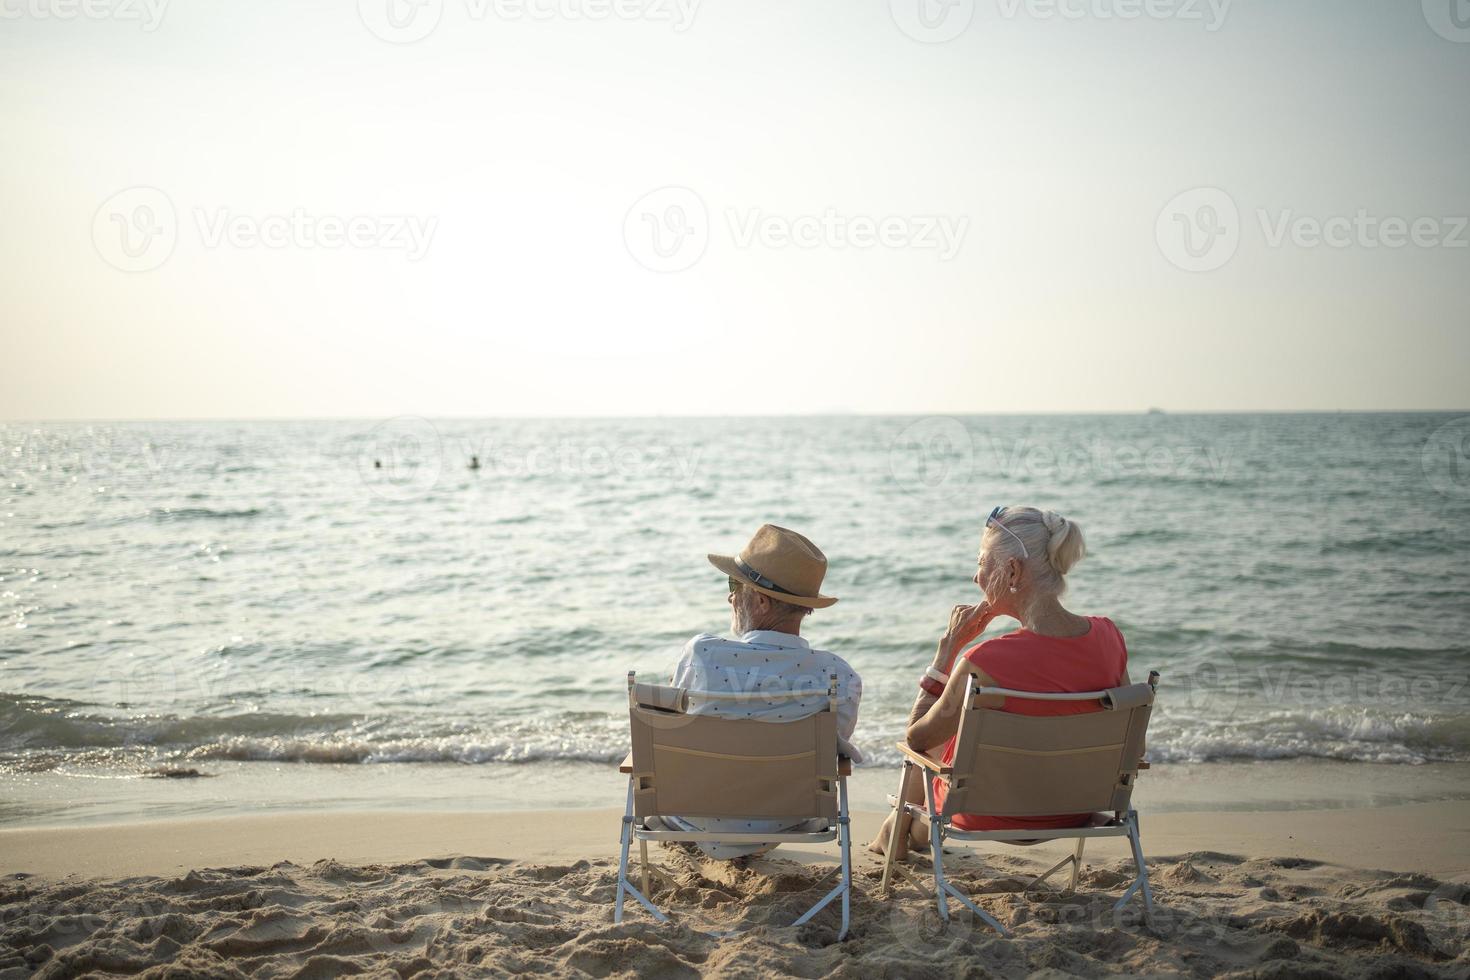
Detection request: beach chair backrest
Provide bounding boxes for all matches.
[941,677,1156,819]
[626,674,840,821]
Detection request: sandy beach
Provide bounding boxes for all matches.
[7,0,1470,964]
[3,797,1467,978]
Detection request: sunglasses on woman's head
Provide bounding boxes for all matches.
[728,576,743,594]
[986,505,1030,559]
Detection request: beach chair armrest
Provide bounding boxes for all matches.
[619,751,633,774]
[896,741,951,774]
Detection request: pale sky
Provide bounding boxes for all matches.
[2,0,1467,418]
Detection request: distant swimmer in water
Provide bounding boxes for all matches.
[469,455,481,470]
[374,459,382,469]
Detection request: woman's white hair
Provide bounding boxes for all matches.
[982,506,1086,598]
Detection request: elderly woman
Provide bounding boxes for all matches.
[869,506,1131,858]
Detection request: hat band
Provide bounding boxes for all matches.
[734,557,793,597]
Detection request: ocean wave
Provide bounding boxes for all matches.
[184,734,625,766]
[31,506,267,531]
[850,707,1470,768]
[0,693,631,770]
[1318,531,1456,557]
[1147,706,1470,765]
[148,506,266,522]
[0,694,367,752]
[32,518,91,530]
[1105,527,1190,546]
[1090,472,1241,490]
[1225,640,1470,673]
[5,693,1467,771]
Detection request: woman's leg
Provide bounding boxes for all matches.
[871,762,917,859]
[868,754,939,858]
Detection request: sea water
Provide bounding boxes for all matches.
[3,414,1468,824]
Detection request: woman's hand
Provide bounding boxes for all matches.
[936,602,993,668]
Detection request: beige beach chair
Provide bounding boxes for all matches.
[880,671,1159,936]
[614,671,853,939]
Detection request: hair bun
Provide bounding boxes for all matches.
[1042,510,1086,575]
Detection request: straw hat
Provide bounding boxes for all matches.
[708,524,837,609]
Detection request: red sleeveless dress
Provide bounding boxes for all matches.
[931,616,1128,831]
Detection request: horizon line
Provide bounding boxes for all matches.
[3,408,1468,424]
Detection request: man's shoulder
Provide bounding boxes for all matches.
[805,645,861,685]
[677,633,740,664]
[679,634,859,681]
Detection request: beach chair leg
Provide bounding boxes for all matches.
[921,773,950,921]
[614,778,668,926]
[1070,837,1086,893]
[921,774,1009,936]
[880,761,912,896]
[1115,811,1155,927]
[791,781,852,939]
[1028,849,1079,895]
[791,888,847,930]
[639,840,651,895]
[1130,812,1155,924]
[615,778,633,925]
[838,776,852,940]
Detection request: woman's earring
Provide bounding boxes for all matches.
[1008,585,1018,593]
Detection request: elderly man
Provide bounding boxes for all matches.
[661,524,863,859]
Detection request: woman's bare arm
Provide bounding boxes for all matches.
[903,631,955,728]
[902,602,1001,749]
[907,658,1007,752]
